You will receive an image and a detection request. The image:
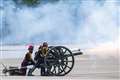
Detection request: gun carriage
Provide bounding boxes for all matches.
[2,46,83,76]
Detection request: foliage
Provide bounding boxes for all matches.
[21,0,40,6]
[13,0,60,7]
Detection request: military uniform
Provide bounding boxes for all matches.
[20,52,35,75]
[27,42,49,76]
[35,47,48,76]
[28,46,49,76]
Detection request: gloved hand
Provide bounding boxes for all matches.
[27,65,34,69]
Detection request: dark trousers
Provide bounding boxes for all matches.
[41,66,45,76]
[28,57,46,76]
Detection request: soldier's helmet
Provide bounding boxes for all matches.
[43,42,48,47]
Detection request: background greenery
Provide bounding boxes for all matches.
[13,0,59,7]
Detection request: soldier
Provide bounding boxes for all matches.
[20,45,35,75]
[28,42,49,76]
[41,42,49,76]
[34,45,46,76]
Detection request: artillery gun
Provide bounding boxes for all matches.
[2,46,83,76]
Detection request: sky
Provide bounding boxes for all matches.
[0,0,120,48]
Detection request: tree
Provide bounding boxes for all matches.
[21,0,40,6]
[13,0,40,7]
[13,0,60,7]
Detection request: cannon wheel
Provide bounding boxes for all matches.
[46,46,74,76]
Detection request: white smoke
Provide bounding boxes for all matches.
[1,0,119,46]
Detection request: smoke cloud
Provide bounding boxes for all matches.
[0,0,119,46]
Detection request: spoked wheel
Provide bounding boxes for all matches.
[46,46,74,76]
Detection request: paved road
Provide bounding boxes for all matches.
[0,54,119,80]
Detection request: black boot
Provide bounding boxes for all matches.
[27,67,36,76]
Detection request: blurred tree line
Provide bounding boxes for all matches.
[13,0,60,7]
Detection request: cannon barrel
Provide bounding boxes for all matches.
[64,50,83,57]
[72,50,83,56]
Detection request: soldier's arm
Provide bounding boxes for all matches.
[34,52,39,61]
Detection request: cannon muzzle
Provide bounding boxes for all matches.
[64,49,83,57]
[72,49,83,56]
